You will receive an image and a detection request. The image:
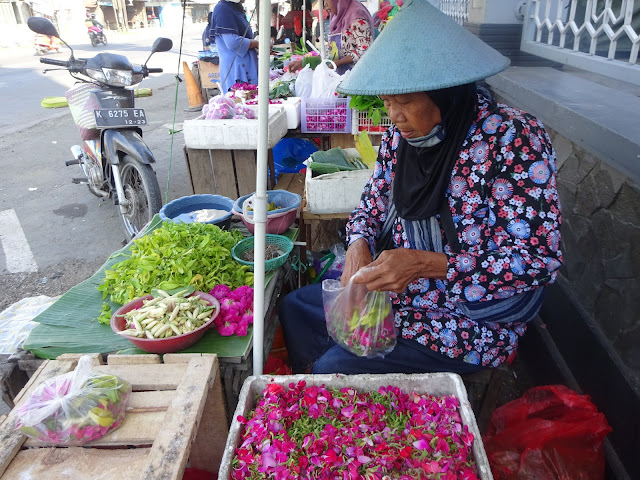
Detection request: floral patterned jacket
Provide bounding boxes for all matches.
[345,91,563,367]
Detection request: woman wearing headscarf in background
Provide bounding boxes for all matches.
[210,0,258,93]
[289,0,374,74]
[279,0,563,375]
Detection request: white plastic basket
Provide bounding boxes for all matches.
[219,373,493,480]
[351,109,393,135]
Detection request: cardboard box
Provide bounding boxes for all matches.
[305,147,374,214]
[219,373,493,480]
[198,59,220,89]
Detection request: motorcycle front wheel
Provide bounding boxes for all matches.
[101,34,107,45]
[118,155,162,239]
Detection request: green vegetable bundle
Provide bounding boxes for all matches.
[98,221,253,308]
[349,95,388,126]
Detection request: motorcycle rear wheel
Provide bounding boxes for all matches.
[91,37,98,47]
[118,155,162,240]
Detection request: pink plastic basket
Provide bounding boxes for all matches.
[301,97,351,134]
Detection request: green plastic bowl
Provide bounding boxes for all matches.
[232,235,294,272]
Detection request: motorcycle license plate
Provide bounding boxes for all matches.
[94,108,147,127]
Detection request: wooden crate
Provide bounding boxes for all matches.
[183,146,276,199]
[0,353,227,480]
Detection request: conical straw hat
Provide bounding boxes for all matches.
[337,0,510,96]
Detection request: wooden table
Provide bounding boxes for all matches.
[183,146,277,198]
[0,353,227,480]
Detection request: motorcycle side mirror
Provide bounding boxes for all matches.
[151,37,173,53]
[144,37,173,67]
[27,16,59,37]
[28,16,75,60]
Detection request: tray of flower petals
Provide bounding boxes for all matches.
[219,373,493,479]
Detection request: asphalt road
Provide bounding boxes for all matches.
[0,23,206,312]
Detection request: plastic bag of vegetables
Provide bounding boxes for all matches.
[15,355,131,445]
[322,268,397,358]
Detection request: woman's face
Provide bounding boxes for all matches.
[324,0,335,16]
[379,92,442,139]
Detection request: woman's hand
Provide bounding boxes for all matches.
[287,59,303,73]
[352,249,448,293]
[341,238,373,287]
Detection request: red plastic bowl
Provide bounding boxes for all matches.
[111,291,220,354]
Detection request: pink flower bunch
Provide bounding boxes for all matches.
[210,284,254,336]
[231,381,479,479]
[305,104,348,132]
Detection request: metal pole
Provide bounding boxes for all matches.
[252,0,271,377]
[302,0,306,48]
[318,0,325,60]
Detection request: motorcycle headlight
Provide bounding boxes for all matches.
[86,68,143,87]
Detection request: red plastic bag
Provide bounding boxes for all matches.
[483,385,612,480]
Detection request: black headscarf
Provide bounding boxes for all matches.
[393,83,478,221]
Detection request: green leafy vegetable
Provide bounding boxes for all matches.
[97,221,253,308]
[349,95,387,126]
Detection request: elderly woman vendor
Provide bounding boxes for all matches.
[279,0,563,375]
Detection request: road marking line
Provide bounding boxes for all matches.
[0,209,38,273]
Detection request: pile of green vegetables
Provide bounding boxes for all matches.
[349,95,388,126]
[97,221,252,324]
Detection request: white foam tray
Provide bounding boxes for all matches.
[182,105,288,150]
[219,372,493,480]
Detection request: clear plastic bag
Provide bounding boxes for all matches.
[15,355,131,445]
[322,269,397,357]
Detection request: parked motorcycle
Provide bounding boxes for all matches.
[28,16,171,239]
[34,33,61,55]
[88,25,107,47]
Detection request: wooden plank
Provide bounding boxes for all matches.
[56,353,103,365]
[22,409,165,448]
[210,149,238,198]
[183,146,197,193]
[141,356,216,479]
[126,390,175,410]
[162,353,205,365]
[188,355,228,473]
[330,133,356,149]
[274,172,306,198]
[184,148,216,195]
[92,363,187,390]
[234,150,258,197]
[268,149,276,189]
[0,360,76,478]
[106,354,161,365]
[1,446,151,480]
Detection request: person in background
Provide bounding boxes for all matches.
[279,0,563,375]
[289,0,374,74]
[202,12,213,49]
[210,0,258,93]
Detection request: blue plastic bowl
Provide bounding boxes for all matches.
[232,190,302,217]
[159,194,234,229]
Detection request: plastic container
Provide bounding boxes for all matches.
[351,109,393,135]
[231,234,294,271]
[301,97,351,134]
[305,148,374,214]
[111,291,220,354]
[281,97,301,129]
[182,105,287,149]
[219,373,493,480]
[232,190,301,234]
[159,194,234,230]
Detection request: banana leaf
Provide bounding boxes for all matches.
[24,216,297,360]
